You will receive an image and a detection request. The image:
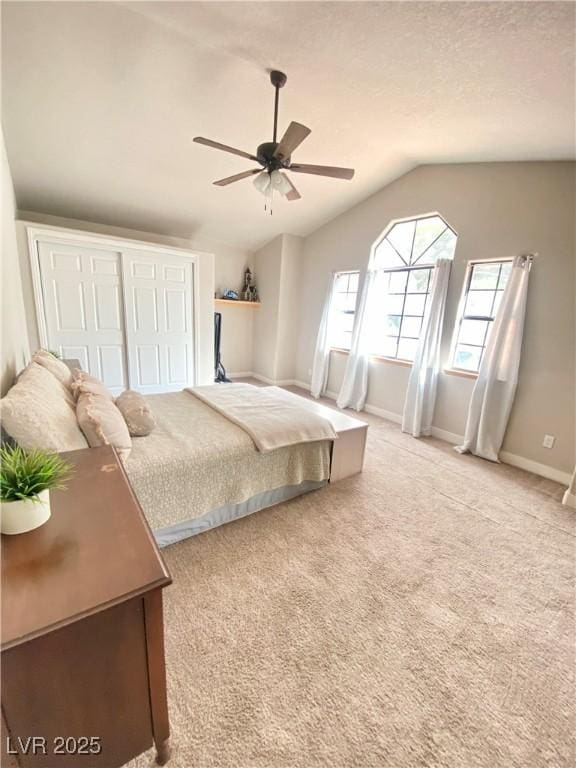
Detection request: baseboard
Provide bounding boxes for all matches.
[499,451,571,486]
[364,403,402,424]
[562,489,576,508]
[233,372,301,387]
[252,373,299,386]
[430,426,463,445]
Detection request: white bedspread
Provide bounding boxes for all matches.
[187,383,337,452]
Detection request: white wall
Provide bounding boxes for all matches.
[1,132,30,395]
[253,236,283,381]
[15,211,253,376]
[252,234,304,383]
[275,235,304,382]
[295,162,575,476]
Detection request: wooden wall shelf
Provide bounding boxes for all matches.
[214,299,261,307]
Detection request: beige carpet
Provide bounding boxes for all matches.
[128,400,575,768]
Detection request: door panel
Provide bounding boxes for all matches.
[122,252,194,393]
[38,242,127,394]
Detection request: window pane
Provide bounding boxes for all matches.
[385,315,401,335]
[342,313,354,332]
[497,261,512,289]
[401,316,422,338]
[415,228,457,265]
[470,263,500,290]
[465,290,495,317]
[387,220,416,262]
[454,344,482,371]
[397,338,418,361]
[345,293,357,312]
[407,268,431,293]
[348,272,359,292]
[386,294,405,315]
[412,217,447,262]
[373,239,405,269]
[388,270,408,294]
[404,293,426,316]
[459,319,488,346]
[493,290,504,317]
[335,273,349,292]
[333,292,349,312]
[379,336,398,358]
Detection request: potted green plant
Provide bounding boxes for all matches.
[0,446,71,535]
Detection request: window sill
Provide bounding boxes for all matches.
[443,367,478,380]
[330,351,478,379]
[330,349,413,368]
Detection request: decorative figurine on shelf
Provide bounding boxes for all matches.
[242,267,259,302]
[222,289,239,300]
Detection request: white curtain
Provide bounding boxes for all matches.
[402,258,452,437]
[336,269,387,411]
[456,255,531,461]
[310,273,337,398]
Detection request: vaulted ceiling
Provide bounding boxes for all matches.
[2,1,574,250]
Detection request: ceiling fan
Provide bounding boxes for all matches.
[193,70,355,208]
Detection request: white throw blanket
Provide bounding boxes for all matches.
[187,384,337,453]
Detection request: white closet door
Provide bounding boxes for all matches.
[122,252,195,393]
[38,241,128,393]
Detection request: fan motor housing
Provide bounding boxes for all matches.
[257,142,289,170]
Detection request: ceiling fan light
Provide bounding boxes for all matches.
[270,170,293,197]
[253,171,271,195]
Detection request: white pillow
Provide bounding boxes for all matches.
[71,369,114,401]
[33,349,73,392]
[76,392,132,461]
[0,362,88,452]
[115,390,156,436]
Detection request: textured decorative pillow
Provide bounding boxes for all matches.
[71,370,114,401]
[0,361,88,452]
[33,349,73,392]
[115,390,156,437]
[76,392,132,460]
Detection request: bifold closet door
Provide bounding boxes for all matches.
[37,242,128,393]
[122,253,195,394]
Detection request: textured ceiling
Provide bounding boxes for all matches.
[2,1,574,250]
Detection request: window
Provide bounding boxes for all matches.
[329,271,359,350]
[371,215,457,362]
[451,260,512,372]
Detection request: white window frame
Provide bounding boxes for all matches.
[449,257,513,375]
[370,213,457,364]
[329,270,360,352]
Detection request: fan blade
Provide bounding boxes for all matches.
[274,122,311,161]
[289,163,355,180]
[213,169,261,186]
[194,137,258,162]
[284,176,301,201]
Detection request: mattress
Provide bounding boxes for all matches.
[124,392,332,532]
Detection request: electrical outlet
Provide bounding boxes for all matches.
[542,434,555,449]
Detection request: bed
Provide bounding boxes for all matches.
[1,356,367,547]
[125,391,332,546]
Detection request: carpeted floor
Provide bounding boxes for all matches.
[128,397,575,768]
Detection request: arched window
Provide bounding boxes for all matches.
[371,214,457,361]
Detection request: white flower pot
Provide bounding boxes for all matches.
[0,489,51,535]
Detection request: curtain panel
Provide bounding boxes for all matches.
[310,273,338,399]
[336,269,387,411]
[402,258,452,437]
[456,254,531,461]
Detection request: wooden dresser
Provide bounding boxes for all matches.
[1,446,172,767]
